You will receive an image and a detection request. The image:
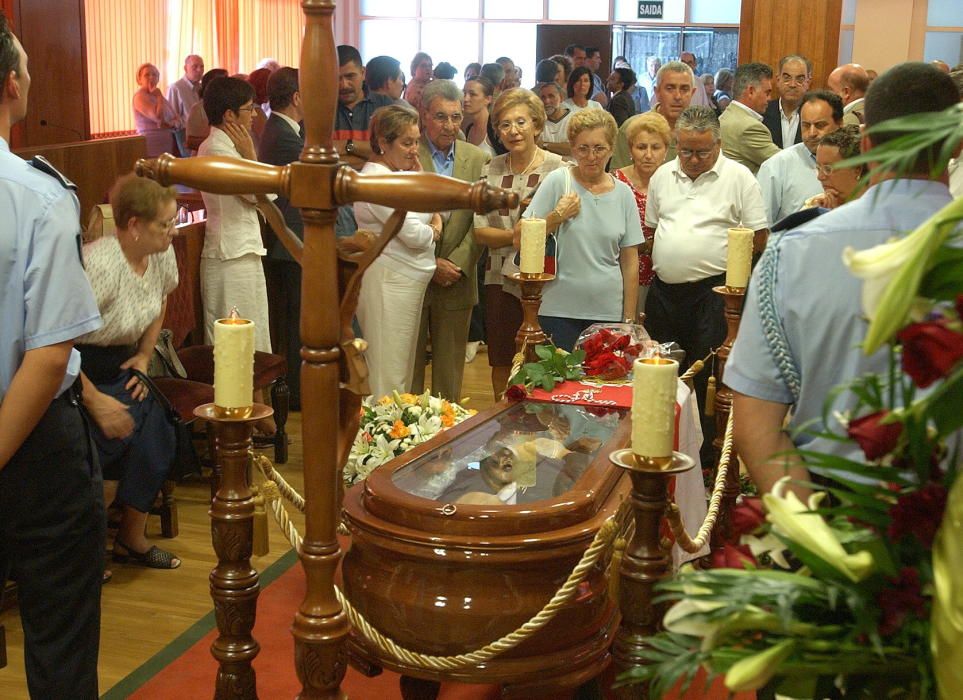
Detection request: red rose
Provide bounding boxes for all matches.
[897,321,963,388]
[847,410,903,461]
[710,543,757,570]
[888,482,949,549]
[730,497,766,537]
[505,384,527,401]
[877,567,927,636]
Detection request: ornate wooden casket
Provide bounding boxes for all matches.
[342,399,631,698]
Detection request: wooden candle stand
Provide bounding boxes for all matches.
[607,449,695,692]
[710,286,746,552]
[195,402,273,700]
[508,271,555,363]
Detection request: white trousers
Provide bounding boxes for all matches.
[356,257,431,399]
[201,253,272,353]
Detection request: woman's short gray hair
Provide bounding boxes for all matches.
[675,105,720,141]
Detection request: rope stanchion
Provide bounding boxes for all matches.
[664,411,735,554]
[253,451,630,672]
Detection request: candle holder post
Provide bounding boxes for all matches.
[195,402,273,700]
[710,285,746,551]
[508,271,555,363]
[608,449,695,695]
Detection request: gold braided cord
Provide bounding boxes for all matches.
[254,452,628,671]
[254,454,305,512]
[664,411,735,554]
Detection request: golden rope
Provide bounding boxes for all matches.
[664,410,735,554]
[254,453,626,671]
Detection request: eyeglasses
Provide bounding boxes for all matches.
[816,163,841,176]
[574,144,610,158]
[678,148,715,159]
[237,104,255,113]
[496,117,532,133]
[780,74,809,85]
[431,112,463,125]
[155,216,177,230]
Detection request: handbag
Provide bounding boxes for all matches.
[148,329,187,379]
[130,369,201,480]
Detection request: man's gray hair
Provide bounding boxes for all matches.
[733,62,774,98]
[675,105,720,141]
[655,60,694,87]
[778,54,812,75]
[421,79,462,112]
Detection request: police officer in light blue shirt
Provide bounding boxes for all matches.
[724,63,961,497]
[0,16,105,698]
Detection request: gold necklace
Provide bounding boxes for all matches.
[509,148,539,176]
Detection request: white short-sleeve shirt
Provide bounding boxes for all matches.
[78,235,179,346]
[646,153,768,284]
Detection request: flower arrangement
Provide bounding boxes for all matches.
[615,107,963,699]
[579,327,646,380]
[345,391,476,485]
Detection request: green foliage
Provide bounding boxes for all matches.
[508,343,585,392]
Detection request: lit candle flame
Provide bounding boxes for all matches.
[229,306,240,321]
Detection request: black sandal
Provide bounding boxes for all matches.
[113,538,181,569]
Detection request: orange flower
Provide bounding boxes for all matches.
[389,419,410,439]
[441,414,454,427]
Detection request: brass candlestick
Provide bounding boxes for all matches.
[195,402,273,700]
[608,449,695,693]
[710,285,746,553]
[508,271,555,364]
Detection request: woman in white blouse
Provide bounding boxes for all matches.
[77,175,181,569]
[562,67,604,115]
[354,104,442,398]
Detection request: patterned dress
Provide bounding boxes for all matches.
[614,169,655,286]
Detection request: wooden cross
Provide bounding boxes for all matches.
[137,2,516,698]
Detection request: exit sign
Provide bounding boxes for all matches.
[638,1,664,19]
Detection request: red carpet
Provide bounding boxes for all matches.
[121,551,748,699]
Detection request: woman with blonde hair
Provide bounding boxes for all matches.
[517,109,642,350]
[132,62,180,157]
[614,112,671,313]
[354,104,442,397]
[474,88,565,396]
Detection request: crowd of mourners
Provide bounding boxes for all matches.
[3,9,963,694]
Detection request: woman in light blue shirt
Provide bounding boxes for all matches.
[519,109,642,350]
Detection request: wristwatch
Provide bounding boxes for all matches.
[345,139,355,155]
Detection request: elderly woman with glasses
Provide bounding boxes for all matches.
[474,88,566,397]
[515,109,642,350]
[805,125,866,209]
[132,62,181,157]
[76,175,181,570]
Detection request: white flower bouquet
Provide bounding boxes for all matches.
[344,390,476,485]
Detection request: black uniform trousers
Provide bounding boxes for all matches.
[0,386,105,699]
[645,273,727,463]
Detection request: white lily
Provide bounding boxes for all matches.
[725,639,796,692]
[843,196,963,354]
[763,478,875,583]
[663,597,728,637]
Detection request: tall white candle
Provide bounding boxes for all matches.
[726,227,754,289]
[519,217,547,275]
[631,357,678,458]
[214,311,255,416]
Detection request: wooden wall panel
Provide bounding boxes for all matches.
[13,0,90,147]
[14,135,146,224]
[739,0,843,89]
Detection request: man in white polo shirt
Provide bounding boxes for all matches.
[645,104,769,458]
